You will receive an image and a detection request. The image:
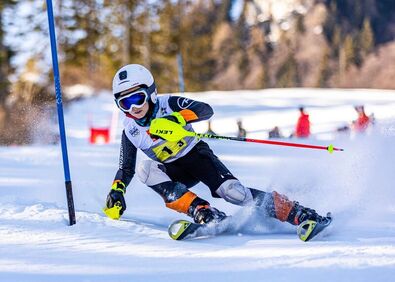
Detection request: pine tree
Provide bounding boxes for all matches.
[0,0,16,144]
[249,26,268,88]
[234,1,250,84]
[62,0,109,85]
[0,0,16,105]
[343,34,355,69]
[216,0,233,23]
[176,1,218,91]
[316,46,331,87]
[295,13,306,34]
[150,0,181,92]
[359,17,374,57]
[331,25,342,57]
[276,54,299,87]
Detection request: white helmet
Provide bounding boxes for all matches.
[112,64,157,104]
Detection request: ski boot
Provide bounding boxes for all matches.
[167,205,227,240]
[192,205,227,224]
[288,202,332,241]
[287,202,328,225]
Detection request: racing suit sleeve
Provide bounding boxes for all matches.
[113,130,137,188]
[168,96,214,123]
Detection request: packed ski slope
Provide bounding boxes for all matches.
[1,88,395,282]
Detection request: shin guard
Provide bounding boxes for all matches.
[166,191,198,214]
[271,191,295,222]
[252,189,323,226]
[252,189,296,223]
[150,181,210,216]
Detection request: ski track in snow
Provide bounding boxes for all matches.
[1,88,395,281]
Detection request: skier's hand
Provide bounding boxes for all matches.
[161,112,187,126]
[103,181,126,220]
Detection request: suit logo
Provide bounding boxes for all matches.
[160,107,168,115]
[177,97,194,109]
[129,126,139,137]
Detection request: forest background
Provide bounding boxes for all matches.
[0,0,394,144]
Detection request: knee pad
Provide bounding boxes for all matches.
[215,179,253,206]
[137,160,171,186]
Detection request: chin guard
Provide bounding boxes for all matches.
[103,201,123,220]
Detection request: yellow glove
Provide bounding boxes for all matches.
[163,112,187,126]
[103,181,126,220]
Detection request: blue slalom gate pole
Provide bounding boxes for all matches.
[46,0,76,225]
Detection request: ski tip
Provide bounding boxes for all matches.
[297,214,332,242]
[297,220,317,242]
[168,220,193,240]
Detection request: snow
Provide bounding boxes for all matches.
[1,88,395,281]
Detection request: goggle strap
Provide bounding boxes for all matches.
[147,82,156,95]
[114,81,156,98]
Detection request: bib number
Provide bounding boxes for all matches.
[152,139,187,162]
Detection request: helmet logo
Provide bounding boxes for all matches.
[119,70,127,80]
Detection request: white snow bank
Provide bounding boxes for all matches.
[1,88,395,281]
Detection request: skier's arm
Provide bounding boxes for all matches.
[113,130,137,187]
[168,96,214,123]
[104,130,137,219]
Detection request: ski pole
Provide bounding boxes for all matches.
[150,118,344,153]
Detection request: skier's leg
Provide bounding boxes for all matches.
[177,142,325,225]
[137,160,225,224]
[178,141,241,196]
[214,179,293,221]
[160,141,325,225]
[250,188,327,225]
[217,182,326,225]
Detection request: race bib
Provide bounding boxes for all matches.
[152,139,187,162]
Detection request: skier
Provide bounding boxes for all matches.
[104,64,329,239]
[205,120,216,135]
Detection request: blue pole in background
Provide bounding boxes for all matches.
[46,0,76,225]
[177,53,185,94]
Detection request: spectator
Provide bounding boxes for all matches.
[237,119,247,138]
[268,126,283,139]
[294,107,310,138]
[352,105,374,133]
[205,120,216,135]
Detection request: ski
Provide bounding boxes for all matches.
[169,213,332,241]
[297,212,332,242]
[168,217,232,240]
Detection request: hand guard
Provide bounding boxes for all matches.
[103,181,126,220]
[161,112,187,126]
[149,112,187,140]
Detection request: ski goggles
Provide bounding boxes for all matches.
[115,88,149,112]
